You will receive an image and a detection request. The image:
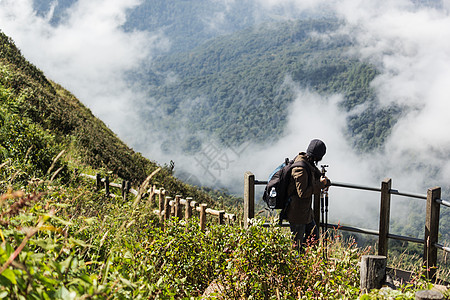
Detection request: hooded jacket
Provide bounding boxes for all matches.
[286,152,325,225]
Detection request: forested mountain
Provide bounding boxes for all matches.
[31,0,432,155]
[122,0,259,53]
[142,19,400,154]
[33,0,309,54]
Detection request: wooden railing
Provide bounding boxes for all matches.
[150,188,236,230]
[244,171,449,280]
[79,173,236,230]
[80,173,138,198]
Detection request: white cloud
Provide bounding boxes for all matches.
[0,0,170,140]
[332,1,450,191]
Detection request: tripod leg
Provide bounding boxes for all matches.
[320,192,325,259]
[325,193,329,259]
[320,192,325,236]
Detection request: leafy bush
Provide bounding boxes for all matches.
[0,191,109,299]
[211,223,363,299]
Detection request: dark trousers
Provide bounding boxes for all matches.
[290,219,319,245]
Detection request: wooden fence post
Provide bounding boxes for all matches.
[105,176,110,196]
[199,204,207,231]
[185,197,193,221]
[126,181,131,196]
[218,211,225,225]
[423,186,441,281]
[360,255,387,293]
[96,174,102,190]
[174,195,181,219]
[244,172,255,229]
[158,190,165,224]
[164,196,172,221]
[121,180,126,199]
[379,178,392,257]
[121,180,130,200]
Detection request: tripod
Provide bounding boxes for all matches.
[321,165,329,259]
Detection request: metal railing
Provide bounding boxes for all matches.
[244,172,448,280]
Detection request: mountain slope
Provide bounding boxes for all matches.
[142,19,401,153]
[0,30,216,205]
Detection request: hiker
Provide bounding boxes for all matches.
[285,139,330,248]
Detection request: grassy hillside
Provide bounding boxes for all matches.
[0,30,218,206]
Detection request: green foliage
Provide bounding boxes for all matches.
[0,29,219,207]
[0,84,68,182]
[142,19,400,153]
[0,175,438,299]
[0,191,110,299]
[0,33,51,91]
[213,223,363,299]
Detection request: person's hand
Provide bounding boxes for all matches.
[320,176,331,190]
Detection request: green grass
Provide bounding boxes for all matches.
[0,162,443,299]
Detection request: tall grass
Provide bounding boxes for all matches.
[0,163,447,299]
[0,137,444,299]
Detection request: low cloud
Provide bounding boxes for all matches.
[335,1,450,193]
[0,0,170,141]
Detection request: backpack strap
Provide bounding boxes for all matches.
[289,160,312,192]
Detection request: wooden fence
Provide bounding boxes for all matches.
[151,188,236,230]
[80,173,236,230]
[244,172,450,281]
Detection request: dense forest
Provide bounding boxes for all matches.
[142,19,400,154]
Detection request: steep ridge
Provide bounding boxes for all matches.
[0,30,215,205]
